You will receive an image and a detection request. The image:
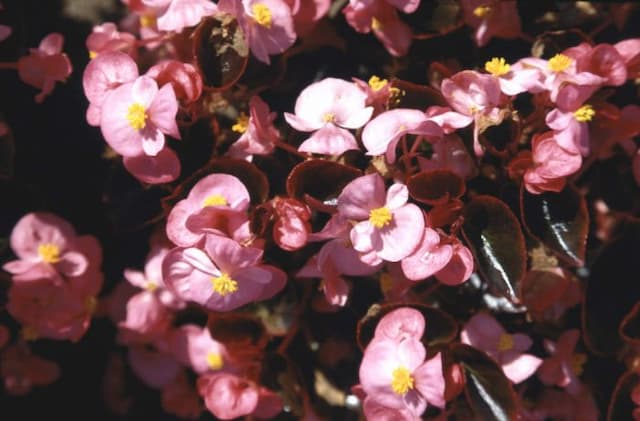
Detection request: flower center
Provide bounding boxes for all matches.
[371,17,383,30]
[139,14,157,28]
[485,57,511,77]
[89,51,98,59]
[571,352,587,376]
[391,366,414,395]
[252,4,272,28]
[232,112,249,134]
[127,103,147,130]
[573,104,595,122]
[369,206,392,228]
[38,243,61,264]
[548,54,572,73]
[84,296,98,314]
[497,333,514,351]
[202,194,228,207]
[473,5,492,18]
[211,273,239,296]
[322,112,336,123]
[206,352,224,370]
[368,75,388,92]
[145,281,159,292]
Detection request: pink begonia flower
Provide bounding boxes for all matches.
[169,324,229,374]
[284,0,330,37]
[118,290,172,344]
[359,309,446,417]
[614,38,640,79]
[344,0,418,57]
[564,42,628,87]
[546,104,596,156]
[86,22,136,59]
[197,372,260,420]
[217,0,296,65]
[482,57,545,96]
[227,96,280,161]
[440,70,503,156]
[353,75,398,114]
[271,197,311,251]
[162,235,287,311]
[524,131,582,194]
[100,75,180,157]
[128,344,181,388]
[17,33,72,103]
[433,239,474,286]
[166,173,251,247]
[537,329,587,395]
[362,108,443,163]
[417,134,478,180]
[83,51,139,126]
[146,60,203,103]
[285,78,373,155]
[124,245,185,309]
[460,312,542,384]
[373,307,425,342]
[3,212,91,282]
[122,147,182,184]
[161,371,204,419]
[337,173,424,264]
[460,0,521,47]
[142,0,217,32]
[401,228,454,282]
[0,344,60,396]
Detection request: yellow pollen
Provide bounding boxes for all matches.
[84,296,98,314]
[548,54,573,73]
[391,366,414,395]
[369,207,392,229]
[126,103,147,130]
[38,243,61,264]
[145,281,159,292]
[22,326,38,341]
[485,57,511,77]
[89,51,98,59]
[202,194,228,207]
[252,4,272,28]
[368,75,388,92]
[574,104,595,122]
[139,14,157,28]
[206,352,224,370]
[571,353,587,376]
[323,113,335,123]
[211,273,239,296]
[232,112,249,134]
[473,5,492,18]
[497,333,514,351]
[371,17,383,30]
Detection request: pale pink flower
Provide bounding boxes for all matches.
[461,312,542,384]
[227,96,280,161]
[417,134,478,180]
[122,147,182,184]
[537,329,586,395]
[17,33,72,103]
[353,75,397,114]
[285,78,373,155]
[432,239,474,286]
[128,343,181,388]
[142,0,218,32]
[197,372,260,419]
[271,197,311,251]
[284,0,330,37]
[337,173,424,264]
[217,0,296,64]
[373,307,426,343]
[460,0,521,47]
[166,173,251,247]
[3,212,91,282]
[161,371,204,419]
[362,108,443,163]
[564,42,628,87]
[118,290,172,344]
[614,38,640,79]
[100,75,180,157]
[145,60,203,103]
[162,235,287,311]
[169,324,229,374]
[400,228,454,282]
[546,104,595,156]
[0,344,60,396]
[524,131,582,194]
[482,57,545,96]
[86,22,136,58]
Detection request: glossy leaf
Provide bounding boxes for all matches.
[450,343,518,421]
[606,371,640,421]
[461,196,526,302]
[388,78,447,110]
[521,185,588,267]
[193,14,249,91]
[583,221,640,355]
[286,160,360,205]
[408,169,465,206]
[356,303,458,351]
[520,270,569,320]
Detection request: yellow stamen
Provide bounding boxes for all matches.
[89,51,98,59]
[206,352,224,370]
[368,75,388,92]
[323,112,335,123]
[252,4,272,28]
[202,194,228,207]
[369,207,392,229]
[211,273,239,296]
[485,57,511,77]
[84,296,98,314]
[371,17,383,30]
[391,366,414,395]
[497,333,514,351]
[145,281,159,292]
[571,353,587,376]
[473,5,492,18]
[548,54,573,73]
[232,112,249,134]
[126,103,147,130]
[22,326,38,341]
[38,243,61,264]
[573,104,595,122]
[139,14,157,29]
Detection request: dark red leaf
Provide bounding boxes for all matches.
[408,169,465,206]
[286,160,360,205]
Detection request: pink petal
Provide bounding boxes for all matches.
[132,76,159,108]
[128,346,181,389]
[204,235,263,274]
[350,221,380,255]
[401,229,453,281]
[297,124,359,155]
[362,108,428,156]
[414,352,446,408]
[56,251,88,277]
[10,212,74,260]
[156,0,218,32]
[141,127,165,156]
[373,307,425,342]
[198,373,259,420]
[434,243,474,285]
[385,183,409,210]
[149,83,180,139]
[100,83,145,157]
[123,147,181,184]
[338,173,386,219]
[39,33,64,55]
[83,51,138,105]
[501,353,542,384]
[460,312,504,351]
[377,204,424,262]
